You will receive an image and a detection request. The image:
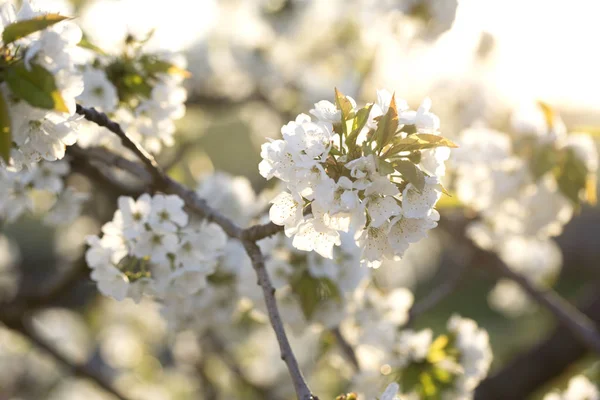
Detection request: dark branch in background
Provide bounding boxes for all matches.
[407,258,470,326]
[475,290,600,399]
[0,257,88,318]
[0,315,129,400]
[195,354,219,400]
[205,331,276,399]
[440,215,600,355]
[332,327,360,371]
[74,105,316,400]
[488,255,600,354]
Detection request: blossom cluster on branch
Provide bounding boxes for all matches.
[260,89,456,268]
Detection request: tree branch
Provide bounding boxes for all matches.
[242,240,315,400]
[487,258,600,354]
[1,316,128,400]
[332,327,360,371]
[474,289,600,399]
[440,216,600,355]
[74,105,316,400]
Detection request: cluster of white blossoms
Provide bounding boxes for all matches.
[0,159,87,225]
[453,102,599,316]
[85,193,227,308]
[260,89,455,267]
[353,314,491,400]
[0,1,84,169]
[543,375,599,400]
[76,46,188,155]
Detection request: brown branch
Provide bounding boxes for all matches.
[74,105,316,400]
[474,289,600,399]
[332,327,360,371]
[242,240,315,400]
[1,316,129,400]
[488,259,600,354]
[440,216,600,355]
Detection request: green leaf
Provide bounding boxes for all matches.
[431,366,453,384]
[291,272,341,320]
[78,33,106,55]
[386,133,457,157]
[530,144,558,179]
[537,101,556,130]
[4,63,69,112]
[427,334,449,363]
[373,94,399,151]
[419,372,438,397]
[377,159,395,176]
[3,14,70,45]
[0,93,11,163]
[334,87,354,123]
[142,57,191,78]
[346,104,373,154]
[392,160,426,192]
[554,148,588,205]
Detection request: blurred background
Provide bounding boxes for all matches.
[1,0,600,399]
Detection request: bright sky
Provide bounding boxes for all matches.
[63,0,600,110]
[455,0,600,109]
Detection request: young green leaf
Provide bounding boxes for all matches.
[78,34,106,55]
[530,144,558,179]
[392,159,426,192]
[346,104,373,154]
[4,63,69,112]
[3,14,70,45]
[334,87,354,122]
[0,94,11,163]
[142,57,191,78]
[373,95,399,151]
[554,148,588,205]
[386,133,457,156]
[291,272,340,320]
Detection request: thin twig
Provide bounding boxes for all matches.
[242,240,315,400]
[332,327,360,371]
[74,105,316,400]
[1,316,128,400]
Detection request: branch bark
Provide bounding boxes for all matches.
[440,216,600,355]
[332,327,360,371]
[474,290,600,399]
[242,240,315,400]
[74,105,315,400]
[0,315,128,400]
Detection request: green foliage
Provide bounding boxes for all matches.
[346,104,373,156]
[291,271,341,320]
[398,334,457,399]
[554,148,589,205]
[2,14,69,45]
[4,63,68,112]
[530,144,558,179]
[78,33,106,55]
[386,134,457,157]
[140,55,191,78]
[0,93,11,163]
[391,159,426,192]
[373,95,399,152]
